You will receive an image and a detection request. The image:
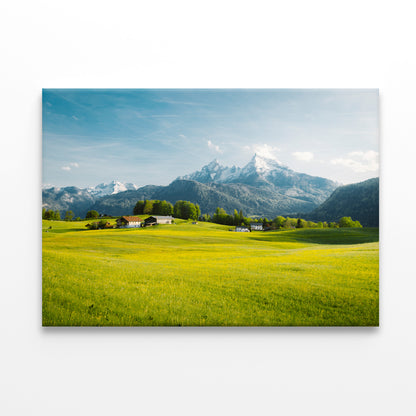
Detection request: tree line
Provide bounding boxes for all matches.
[133,199,201,221]
[132,201,362,229]
[42,208,81,221]
[268,215,362,229]
[42,208,111,221]
[85,219,112,230]
[43,200,363,229]
[202,207,362,229]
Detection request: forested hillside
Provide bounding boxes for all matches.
[305,178,379,227]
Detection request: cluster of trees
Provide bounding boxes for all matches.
[338,216,363,228]
[201,208,285,227]
[272,216,326,229]
[42,208,61,220]
[133,199,200,220]
[85,219,112,230]
[42,208,81,221]
[85,210,115,220]
[173,200,201,220]
[85,210,100,219]
[201,208,250,226]
[270,215,362,229]
[266,215,361,229]
[201,207,363,229]
[133,200,174,216]
[43,208,109,221]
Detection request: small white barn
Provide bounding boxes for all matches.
[144,216,174,226]
[235,226,250,232]
[154,215,174,224]
[116,216,142,228]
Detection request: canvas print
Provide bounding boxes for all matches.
[42,89,379,326]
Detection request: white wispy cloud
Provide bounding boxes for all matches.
[293,151,314,162]
[61,162,79,171]
[331,150,379,173]
[72,115,79,121]
[207,139,223,154]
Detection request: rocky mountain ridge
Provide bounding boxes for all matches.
[43,155,341,218]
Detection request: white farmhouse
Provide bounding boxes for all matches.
[250,223,263,231]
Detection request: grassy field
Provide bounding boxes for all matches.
[42,219,379,326]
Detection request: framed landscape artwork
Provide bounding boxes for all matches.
[42,89,379,326]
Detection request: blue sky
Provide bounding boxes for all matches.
[42,89,379,188]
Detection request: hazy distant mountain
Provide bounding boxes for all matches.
[88,185,163,216]
[42,180,139,217]
[305,178,379,226]
[42,186,97,217]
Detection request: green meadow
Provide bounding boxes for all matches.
[42,219,379,326]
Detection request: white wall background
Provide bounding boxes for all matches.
[1,1,415,415]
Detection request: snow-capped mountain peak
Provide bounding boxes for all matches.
[178,154,292,185]
[206,159,220,170]
[88,181,138,197]
[250,153,285,173]
[237,154,287,181]
[178,159,242,183]
[176,153,338,195]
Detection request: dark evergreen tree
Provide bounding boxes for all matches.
[133,200,145,215]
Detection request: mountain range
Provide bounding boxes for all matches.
[178,155,338,201]
[89,155,339,217]
[42,155,378,224]
[42,181,139,218]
